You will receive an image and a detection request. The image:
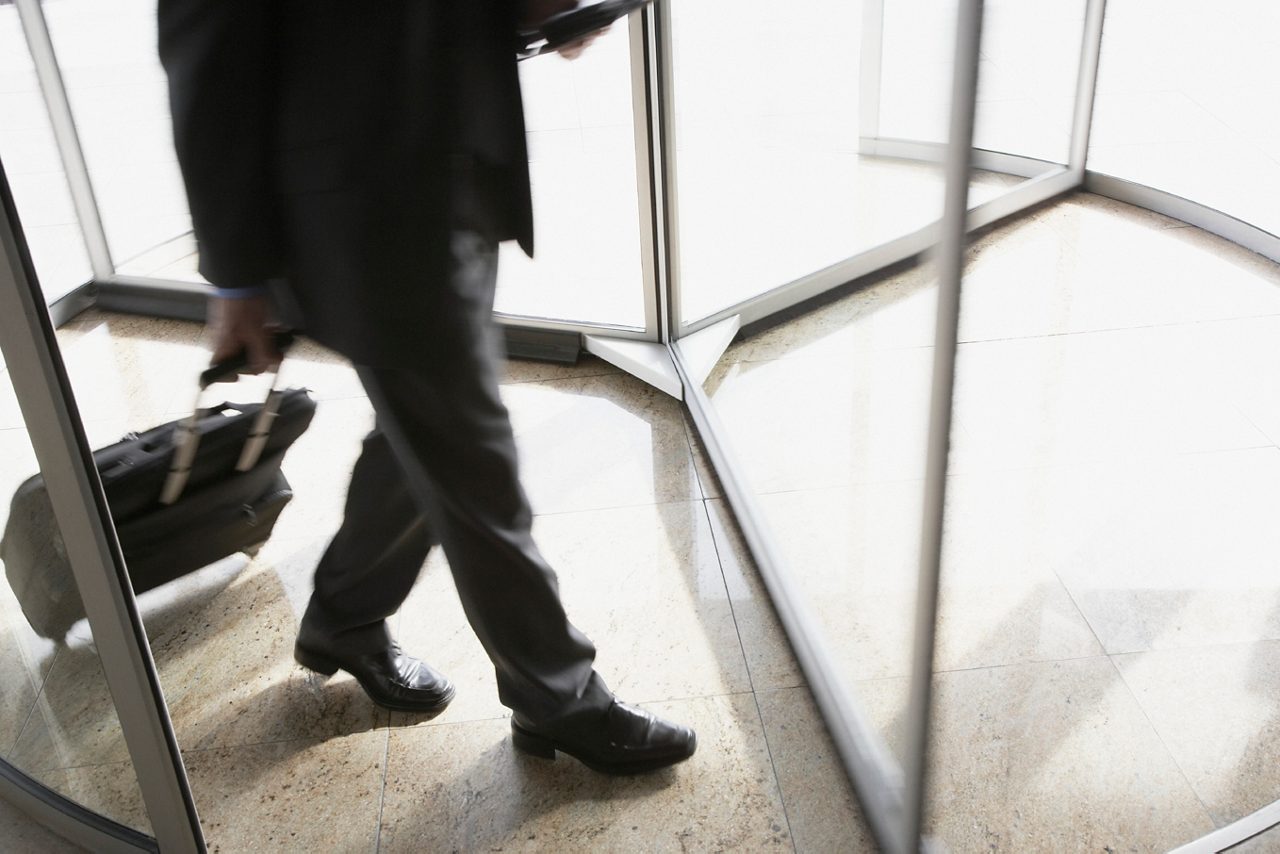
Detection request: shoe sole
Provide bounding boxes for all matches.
[511,723,697,775]
[295,644,456,714]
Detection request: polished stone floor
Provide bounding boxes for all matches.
[707,192,1280,851]
[0,309,870,851]
[2,190,1279,852]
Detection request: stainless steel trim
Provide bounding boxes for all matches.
[859,137,1061,179]
[652,0,682,341]
[902,0,984,845]
[0,761,156,854]
[0,169,205,853]
[95,276,650,340]
[679,167,1076,337]
[1169,800,1280,854]
[47,280,96,327]
[628,10,661,341]
[1084,172,1280,265]
[13,0,114,281]
[670,342,910,854]
[859,0,886,145]
[1069,0,1108,178]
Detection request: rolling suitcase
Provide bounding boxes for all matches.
[1,348,315,640]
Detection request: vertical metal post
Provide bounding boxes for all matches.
[14,0,115,282]
[629,8,664,342]
[901,0,984,846]
[1068,0,1108,180]
[859,0,886,150]
[0,167,204,852]
[650,0,682,342]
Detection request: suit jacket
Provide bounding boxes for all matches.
[158,0,534,365]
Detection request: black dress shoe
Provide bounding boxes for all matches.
[294,638,455,714]
[511,700,697,775]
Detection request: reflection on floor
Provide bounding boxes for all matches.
[0,313,869,851]
[707,191,1280,850]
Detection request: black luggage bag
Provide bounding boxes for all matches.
[1,366,315,640]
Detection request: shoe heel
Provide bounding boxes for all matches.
[511,725,557,760]
[294,644,340,676]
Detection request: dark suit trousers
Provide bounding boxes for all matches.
[301,231,610,723]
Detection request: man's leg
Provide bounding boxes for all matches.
[351,230,609,723]
[346,231,695,772]
[296,427,454,712]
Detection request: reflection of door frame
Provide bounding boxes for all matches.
[0,166,204,853]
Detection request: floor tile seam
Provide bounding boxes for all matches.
[498,369,622,387]
[694,496,760,698]
[6,644,63,766]
[1041,557,1112,677]
[373,727,391,854]
[1103,654,1217,827]
[528,495,709,521]
[1230,400,1280,449]
[955,312,1280,348]
[690,494,801,851]
[923,652,1115,679]
[745,688,801,854]
[172,727,391,757]
[1105,636,1280,661]
[680,412,715,503]
[946,441,1280,480]
[391,690,762,734]
[725,342,936,368]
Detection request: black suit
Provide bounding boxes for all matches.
[159,1,611,723]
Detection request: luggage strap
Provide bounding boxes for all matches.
[159,333,294,506]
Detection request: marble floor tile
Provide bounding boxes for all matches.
[754,687,877,853]
[52,313,207,428]
[1113,642,1280,827]
[750,480,1102,683]
[504,373,704,514]
[182,731,386,854]
[1228,825,1280,853]
[35,761,150,835]
[379,694,792,853]
[1019,447,1280,654]
[869,657,1217,852]
[7,642,131,773]
[500,354,621,386]
[147,559,388,752]
[703,499,802,692]
[950,325,1272,472]
[0,614,42,759]
[268,397,375,544]
[707,346,937,494]
[536,501,751,702]
[753,483,922,685]
[0,793,87,854]
[391,501,752,728]
[1187,314,1280,446]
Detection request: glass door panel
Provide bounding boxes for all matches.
[497,21,648,329]
[41,0,194,279]
[880,0,1084,164]
[0,252,150,838]
[0,3,92,303]
[1090,0,1280,237]
[668,0,1025,326]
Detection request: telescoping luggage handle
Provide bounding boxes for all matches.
[159,331,296,506]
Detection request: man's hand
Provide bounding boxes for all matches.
[521,0,606,60]
[207,293,282,376]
